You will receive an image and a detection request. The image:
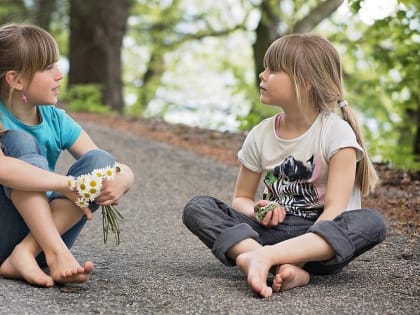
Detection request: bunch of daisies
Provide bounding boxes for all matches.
[67,164,124,245]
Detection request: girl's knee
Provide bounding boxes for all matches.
[362,209,387,242]
[1,130,40,156]
[0,130,48,169]
[182,195,211,227]
[67,149,115,177]
[345,208,387,242]
[182,196,201,224]
[82,149,115,166]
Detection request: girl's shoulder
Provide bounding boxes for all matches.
[319,111,363,160]
[249,114,277,136]
[38,105,75,121]
[319,111,353,132]
[38,105,65,115]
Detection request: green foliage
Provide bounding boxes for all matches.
[64,84,112,114]
[3,0,419,170]
[238,100,279,131]
[333,0,420,170]
[0,0,69,59]
[0,0,28,25]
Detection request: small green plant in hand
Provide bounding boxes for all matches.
[255,201,281,221]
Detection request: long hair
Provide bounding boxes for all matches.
[264,33,378,196]
[0,23,59,108]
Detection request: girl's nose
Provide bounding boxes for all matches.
[259,70,266,81]
[56,67,63,80]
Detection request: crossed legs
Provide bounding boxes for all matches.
[0,191,93,286]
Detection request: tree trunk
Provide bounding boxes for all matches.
[69,0,132,113]
[252,0,281,87]
[35,0,56,31]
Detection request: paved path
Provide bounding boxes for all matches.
[0,121,418,314]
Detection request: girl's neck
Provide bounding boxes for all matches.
[276,107,319,140]
[7,100,40,126]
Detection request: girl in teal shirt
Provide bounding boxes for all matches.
[0,23,134,287]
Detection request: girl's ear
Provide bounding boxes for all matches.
[5,70,24,91]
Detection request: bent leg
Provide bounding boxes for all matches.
[0,130,55,286]
[52,149,115,248]
[0,133,111,285]
[0,130,49,258]
[1,190,94,285]
[183,196,313,266]
[304,208,387,274]
[183,195,262,266]
[237,208,387,297]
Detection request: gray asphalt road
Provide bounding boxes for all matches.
[0,121,418,315]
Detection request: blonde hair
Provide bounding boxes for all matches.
[0,23,59,107]
[264,33,378,196]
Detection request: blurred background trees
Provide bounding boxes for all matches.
[0,0,418,169]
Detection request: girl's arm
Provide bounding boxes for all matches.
[232,165,262,217]
[316,147,357,222]
[0,147,91,218]
[67,130,99,158]
[0,148,68,194]
[233,164,286,226]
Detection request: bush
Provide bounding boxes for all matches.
[64,84,112,114]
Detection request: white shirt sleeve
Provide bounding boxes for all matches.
[237,125,264,173]
[323,115,364,162]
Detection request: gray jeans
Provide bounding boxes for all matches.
[182,195,387,274]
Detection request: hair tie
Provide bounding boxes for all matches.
[338,100,348,108]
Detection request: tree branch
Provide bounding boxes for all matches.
[290,0,344,34]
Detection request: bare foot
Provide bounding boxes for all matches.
[272,264,310,292]
[47,250,94,284]
[0,245,54,287]
[236,251,273,298]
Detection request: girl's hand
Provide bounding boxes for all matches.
[94,175,126,206]
[254,200,286,227]
[95,162,134,206]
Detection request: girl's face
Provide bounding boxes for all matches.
[258,68,296,108]
[23,63,63,106]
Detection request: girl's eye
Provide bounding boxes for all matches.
[45,63,56,70]
[264,66,276,72]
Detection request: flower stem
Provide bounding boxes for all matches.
[102,205,124,245]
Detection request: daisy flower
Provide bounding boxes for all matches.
[104,165,116,181]
[66,176,76,191]
[92,168,106,179]
[86,176,102,200]
[75,197,89,208]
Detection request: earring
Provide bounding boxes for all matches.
[21,94,28,103]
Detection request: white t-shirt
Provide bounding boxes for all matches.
[238,112,364,219]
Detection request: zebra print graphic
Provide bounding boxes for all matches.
[263,155,323,219]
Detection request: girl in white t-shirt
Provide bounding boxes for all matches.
[183,34,386,298]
